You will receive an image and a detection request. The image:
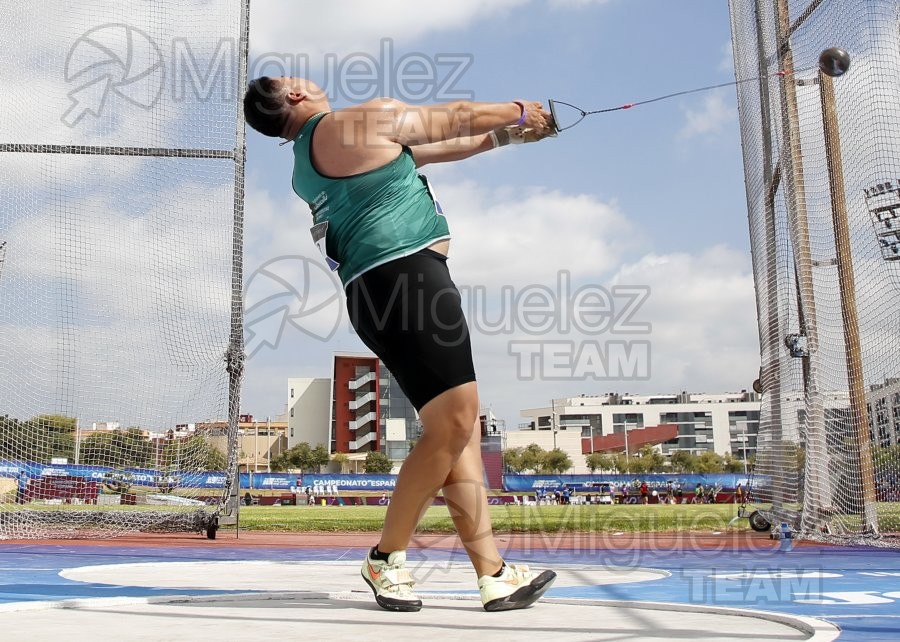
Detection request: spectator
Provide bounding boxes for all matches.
[639,480,649,504]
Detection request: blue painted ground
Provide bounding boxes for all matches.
[0,542,898,641]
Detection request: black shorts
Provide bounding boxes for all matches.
[345,248,476,411]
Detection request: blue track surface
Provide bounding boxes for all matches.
[1,543,898,641]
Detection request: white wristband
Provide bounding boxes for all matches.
[488,130,501,148]
[507,127,527,144]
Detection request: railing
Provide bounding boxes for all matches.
[349,371,376,390]
[349,391,376,410]
[349,411,377,431]
[349,431,377,450]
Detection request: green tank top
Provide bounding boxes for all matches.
[291,112,451,286]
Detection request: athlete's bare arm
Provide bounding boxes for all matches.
[411,127,554,168]
[382,98,551,145]
[409,135,493,168]
[310,98,552,176]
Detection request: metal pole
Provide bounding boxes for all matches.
[742,422,749,475]
[819,71,879,534]
[551,399,557,449]
[221,0,251,529]
[773,0,829,529]
[746,0,784,507]
[74,419,81,465]
[0,241,7,283]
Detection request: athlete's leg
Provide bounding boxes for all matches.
[441,420,503,577]
[377,381,479,554]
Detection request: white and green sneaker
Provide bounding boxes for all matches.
[477,563,556,612]
[361,549,422,612]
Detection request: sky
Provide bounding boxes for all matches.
[3,1,899,436]
[240,0,762,429]
[0,0,762,432]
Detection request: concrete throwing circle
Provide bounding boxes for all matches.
[59,560,669,593]
[0,593,840,641]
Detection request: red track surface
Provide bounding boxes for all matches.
[3,530,787,551]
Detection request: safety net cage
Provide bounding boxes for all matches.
[730,0,900,544]
[0,1,249,538]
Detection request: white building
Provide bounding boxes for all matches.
[514,391,762,474]
[286,378,331,449]
[867,378,900,447]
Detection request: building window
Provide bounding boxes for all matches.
[612,413,644,433]
[290,408,294,418]
[291,388,294,398]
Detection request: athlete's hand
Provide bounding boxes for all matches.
[514,100,554,137]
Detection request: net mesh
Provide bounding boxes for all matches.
[730,0,900,544]
[0,1,248,538]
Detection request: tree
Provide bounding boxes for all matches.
[271,443,310,471]
[670,450,696,473]
[874,444,900,471]
[520,443,547,473]
[310,444,330,472]
[585,453,613,474]
[541,448,572,474]
[693,451,725,473]
[364,450,393,473]
[270,442,330,472]
[35,415,76,463]
[503,447,527,473]
[331,452,350,473]
[723,453,747,473]
[33,414,77,432]
[47,430,76,463]
[613,453,631,473]
[0,415,75,463]
[162,435,226,472]
[636,444,666,472]
[627,453,650,474]
[81,429,153,469]
[81,432,122,467]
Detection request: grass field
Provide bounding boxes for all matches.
[233,504,751,533]
[6,501,898,535]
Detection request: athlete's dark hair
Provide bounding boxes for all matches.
[243,77,288,137]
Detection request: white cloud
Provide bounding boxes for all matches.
[0,178,236,428]
[677,90,737,139]
[470,244,757,420]
[0,1,241,149]
[440,180,640,286]
[608,246,758,389]
[249,0,528,60]
[239,176,761,424]
[719,41,735,74]
[548,0,612,7]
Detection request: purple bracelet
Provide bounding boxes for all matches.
[513,101,527,126]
